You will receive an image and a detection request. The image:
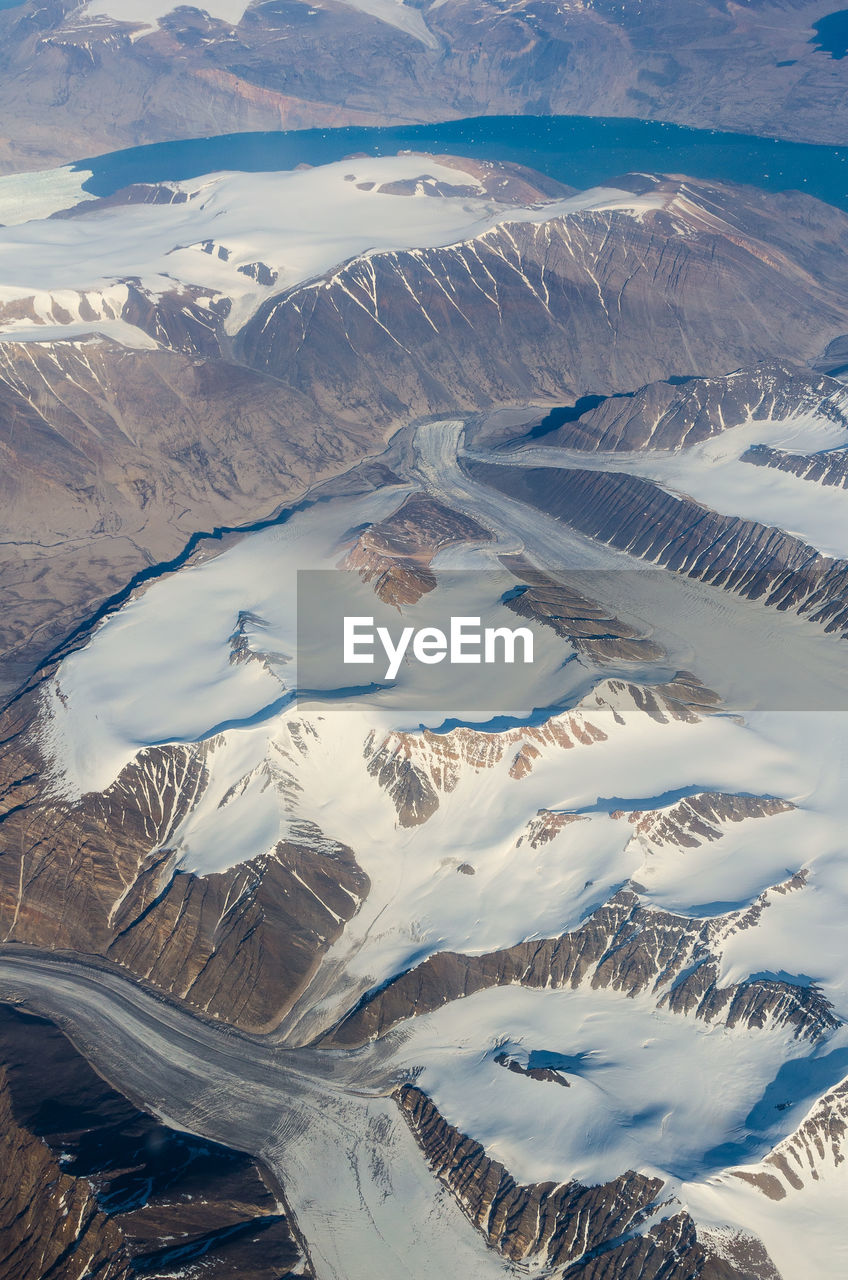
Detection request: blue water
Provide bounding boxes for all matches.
[810,10,848,59]
[72,114,848,213]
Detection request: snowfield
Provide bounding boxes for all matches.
[392,983,843,1186]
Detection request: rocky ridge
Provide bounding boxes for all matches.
[743,441,848,489]
[467,458,848,640]
[625,792,795,850]
[0,1069,130,1280]
[326,876,833,1047]
[397,1083,780,1279]
[531,362,848,453]
[363,674,716,827]
[238,179,848,424]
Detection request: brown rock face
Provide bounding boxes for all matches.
[341,491,492,606]
[563,1212,781,1279]
[326,881,834,1047]
[628,791,795,849]
[494,1050,570,1086]
[0,1003,311,1279]
[517,808,586,849]
[733,1073,848,1203]
[0,1067,130,1280]
[363,703,610,827]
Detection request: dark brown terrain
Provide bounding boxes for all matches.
[0,1003,310,1279]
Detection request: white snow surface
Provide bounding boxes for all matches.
[0,159,662,345]
[0,166,96,226]
[76,0,437,45]
[392,984,842,1186]
[79,0,255,33]
[687,1146,848,1280]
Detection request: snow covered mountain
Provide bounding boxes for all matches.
[4,129,848,1279]
[5,387,848,1276]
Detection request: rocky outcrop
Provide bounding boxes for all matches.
[397,1085,779,1279]
[363,155,575,204]
[518,809,586,849]
[533,362,848,452]
[500,557,663,664]
[743,441,848,488]
[341,491,492,606]
[625,791,795,849]
[326,879,834,1046]
[364,712,606,827]
[494,1050,570,1086]
[364,674,717,826]
[0,1003,311,1278]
